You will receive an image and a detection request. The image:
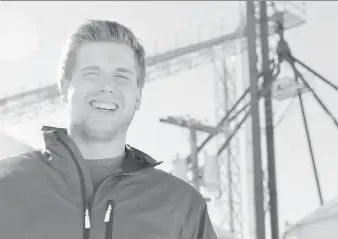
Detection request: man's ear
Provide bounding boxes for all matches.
[60,92,68,105]
[59,94,68,111]
[60,83,69,106]
[135,88,142,111]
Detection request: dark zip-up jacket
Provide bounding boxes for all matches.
[0,126,218,239]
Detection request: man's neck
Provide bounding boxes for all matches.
[68,128,126,160]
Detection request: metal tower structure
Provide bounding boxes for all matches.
[213,41,243,236]
[0,2,308,239]
[208,2,307,238]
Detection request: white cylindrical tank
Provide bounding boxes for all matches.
[283,198,338,239]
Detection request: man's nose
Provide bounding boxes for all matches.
[99,77,117,94]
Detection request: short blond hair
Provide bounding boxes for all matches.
[57,19,146,97]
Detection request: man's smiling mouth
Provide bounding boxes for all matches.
[89,100,119,112]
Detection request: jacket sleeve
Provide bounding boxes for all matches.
[0,194,27,238]
[179,200,219,239]
[0,155,30,239]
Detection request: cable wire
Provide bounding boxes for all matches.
[273,96,297,129]
[260,95,298,132]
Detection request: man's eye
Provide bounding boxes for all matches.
[84,72,99,77]
[115,75,129,80]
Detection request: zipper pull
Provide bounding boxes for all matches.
[85,208,91,229]
[104,204,112,222]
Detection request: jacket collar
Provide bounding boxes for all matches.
[41,125,162,173]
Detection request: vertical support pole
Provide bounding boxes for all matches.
[190,127,200,190]
[222,58,235,233]
[259,2,280,239]
[246,0,266,239]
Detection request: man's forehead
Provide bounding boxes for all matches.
[77,42,134,58]
[75,41,137,70]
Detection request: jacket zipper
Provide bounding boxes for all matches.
[85,172,136,239]
[104,200,114,239]
[56,135,90,239]
[56,135,158,239]
[84,170,151,238]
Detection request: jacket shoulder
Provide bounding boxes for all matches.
[0,151,47,237]
[149,168,206,205]
[146,169,217,238]
[0,150,48,180]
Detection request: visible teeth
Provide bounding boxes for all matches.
[90,101,118,111]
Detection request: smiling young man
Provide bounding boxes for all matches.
[0,20,218,239]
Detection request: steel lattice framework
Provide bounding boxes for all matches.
[213,44,243,236]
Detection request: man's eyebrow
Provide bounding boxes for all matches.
[115,67,135,76]
[81,66,100,72]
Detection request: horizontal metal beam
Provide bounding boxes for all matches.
[159,116,220,134]
[147,30,242,66]
[0,84,58,107]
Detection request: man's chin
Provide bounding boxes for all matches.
[82,126,120,142]
[71,114,133,141]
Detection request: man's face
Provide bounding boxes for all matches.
[65,41,142,140]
